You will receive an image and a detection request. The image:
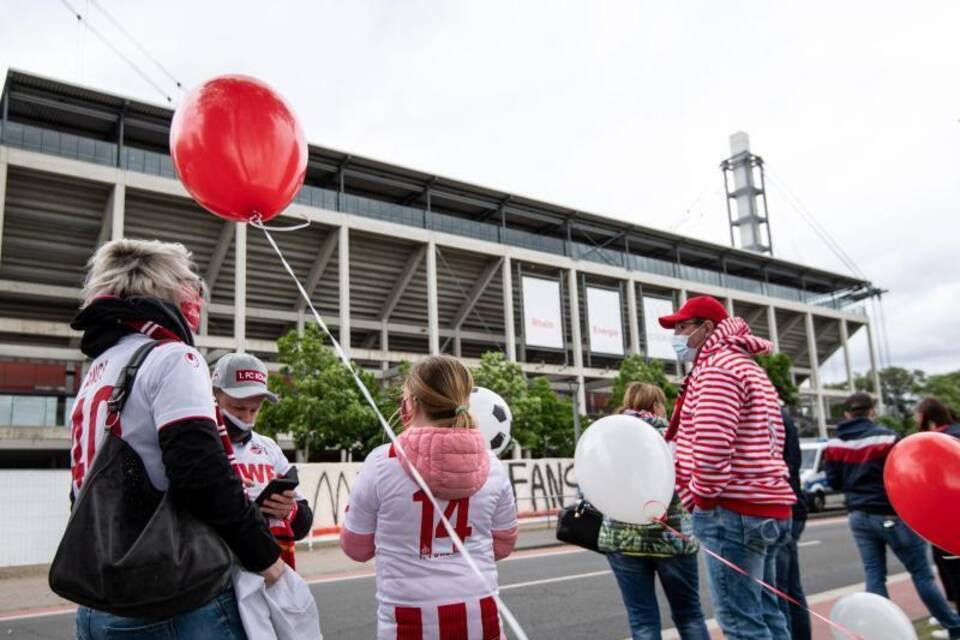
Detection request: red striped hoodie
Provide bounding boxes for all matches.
[672,317,796,519]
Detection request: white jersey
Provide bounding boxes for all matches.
[344,443,517,640]
[231,431,304,503]
[70,334,217,496]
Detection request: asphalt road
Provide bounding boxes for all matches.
[0,516,907,639]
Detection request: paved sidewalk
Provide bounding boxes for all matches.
[0,522,561,616]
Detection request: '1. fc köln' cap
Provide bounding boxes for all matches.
[211,353,278,403]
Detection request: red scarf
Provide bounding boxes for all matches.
[215,407,297,569]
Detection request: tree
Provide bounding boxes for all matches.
[258,325,386,458]
[755,353,800,407]
[609,354,678,413]
[919,370,960,418]
[527,377,576,457]
[470,351,542,451]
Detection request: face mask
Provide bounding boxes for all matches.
[178,282,203,334]
[400,396,414,427]
[671,333,698,363]
[222,408,255,432]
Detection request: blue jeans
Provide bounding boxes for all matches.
[849,510,960,637]
[607,552,709,640]
[692,506,791,640]
[775,519,811,640]
[75,585,246,640]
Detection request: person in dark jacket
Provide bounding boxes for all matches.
[70,239,284,639]
[915,397,960,623]
[775,408,811,640]
[826,392,960,639]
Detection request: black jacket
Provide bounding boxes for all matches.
[72,297,280,572]
[781,409,808,521]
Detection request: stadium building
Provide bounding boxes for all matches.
[0,70,883,466]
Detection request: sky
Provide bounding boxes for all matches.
[2,1,958,377]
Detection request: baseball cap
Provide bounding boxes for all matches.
[843,392,875,414]
[658,295,729,329]
[212,353,278,403]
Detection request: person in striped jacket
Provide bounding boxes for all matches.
[659,295,795,640]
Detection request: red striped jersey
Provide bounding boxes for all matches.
[673,317,795,518]
[344,443,516,639]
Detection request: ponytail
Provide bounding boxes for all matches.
[406,355,476,429]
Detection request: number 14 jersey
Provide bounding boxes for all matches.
[344,442,516,639]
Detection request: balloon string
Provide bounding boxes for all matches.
[655,516,864,640]
[249,212,312,232]
[253,223,530,640]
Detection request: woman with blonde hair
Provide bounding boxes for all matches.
[600,382,708,640]
[66,239,283,639]
[341,355,518,639]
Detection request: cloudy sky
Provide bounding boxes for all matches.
[2,1,958,377]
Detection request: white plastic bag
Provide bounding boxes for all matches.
[233,567,322,640]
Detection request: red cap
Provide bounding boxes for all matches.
[658,295,729,329]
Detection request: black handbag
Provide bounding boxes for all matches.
[49,340,233,618]
[555,500,604,552]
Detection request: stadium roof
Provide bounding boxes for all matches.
[1,68,871,297]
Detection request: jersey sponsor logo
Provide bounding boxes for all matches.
[236,369,267,384]
[237,462,276,485]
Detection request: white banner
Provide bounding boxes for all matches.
[586,286,624,355]
[521,275,564,350]
[642,296,677,360]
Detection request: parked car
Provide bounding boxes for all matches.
[800,440,845,512]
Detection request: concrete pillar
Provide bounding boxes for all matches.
[866,321,885,413]
[426,240,439,355]
[767,305,780,352]
[678,288,688,306]
[805,312,826,437]
[338,225,351,358]
[234,222,247,353]
[567,268,587,412]
[453,332,462,357]
[297,309,305,336]
[109,182,125,241]
[839,319,854,392]
[0,147,7,265]
[502,256,516,361]
[626,280,640,355]
[725,297,735,316]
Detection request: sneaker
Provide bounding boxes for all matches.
[930,616,941,626]
[929,630,948,639]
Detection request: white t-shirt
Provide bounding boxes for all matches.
[232,431,304,503]
[70,334,217,495]
[344,443,517,640]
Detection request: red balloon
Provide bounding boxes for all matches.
[884,432,960,555]
[170,75,307,223]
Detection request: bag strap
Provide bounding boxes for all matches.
[105,340,164,431]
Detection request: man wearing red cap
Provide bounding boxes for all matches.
[659,295,795,640]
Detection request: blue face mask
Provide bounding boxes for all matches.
[671,332,698,363]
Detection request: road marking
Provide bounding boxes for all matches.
[798,539,821,547]
[806,515,847,527]
[501,569,612,591]
[0,606,76,622]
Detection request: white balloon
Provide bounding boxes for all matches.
[829,592,917,640]
[469,387,513,457]
[574,414,675,524]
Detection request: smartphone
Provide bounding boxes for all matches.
[254,466,299,506]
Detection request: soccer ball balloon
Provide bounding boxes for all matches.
[470,387,512,457]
